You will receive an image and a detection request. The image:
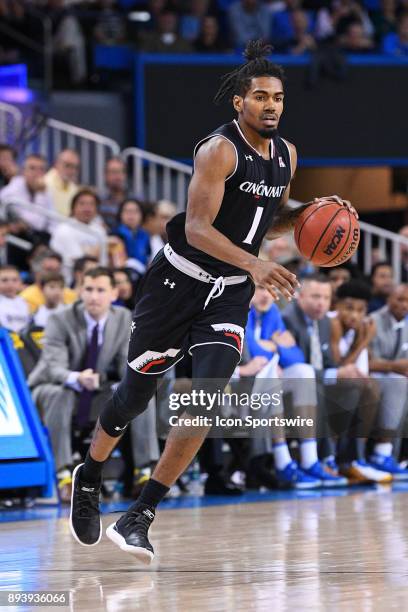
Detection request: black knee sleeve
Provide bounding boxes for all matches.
[186,344,241,418]
[99,367,159,437]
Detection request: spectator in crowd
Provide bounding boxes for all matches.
[399,225,408,282]
[246,285,346,487]
[0,221,11,266]
[112,199,151,274]
[113,267,137,310]
[368,261,394,313]
[50,189,108,283]
[0,154,53,234]
[382,10,408,55]
[329,280,395,481]
[71,255,99,296]
[372,0,398,44]
[326,264,352,314]
[180,0,212,42]
[44,149,80,218]
[228,0,271,49]
[0,144,18,189]
[19,250,77,314]
[93,0,127,45]
[147,199,177,258]
[0,1,24,65]
[337,17,375,51]
[142,0,168,31]
[262,233,300,265]
[369,284,408,475]
[99,157,129,230]
[194,15,231,52]
[139,10,192,53]
[32,272,66,328]
[282,275,386,482]
[271,1,315,52]
[48,0,87,85]
[28,267,132,500]
[0,264,30,332]
[287,9,317,54]
[315,0,375,41]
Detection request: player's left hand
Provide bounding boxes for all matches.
[311,195,359,219]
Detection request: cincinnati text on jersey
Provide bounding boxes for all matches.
[239,180,286,198]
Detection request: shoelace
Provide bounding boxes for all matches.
[75,487,100,518]
[204,276,225,310]
[123,508,154,532]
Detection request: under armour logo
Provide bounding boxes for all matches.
[279,156,286,168]
[130,321,136,333]
[143,509,155,520]
[245,155,254,161]
[164,278,175,289]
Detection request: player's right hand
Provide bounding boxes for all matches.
[249,260,299,300]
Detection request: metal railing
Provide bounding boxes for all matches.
[359,220,408,282]
[25,118,121,193]
[0,102,23,145]
[3,102,408,279]
[1,197,106,246]
[122,147,192,211]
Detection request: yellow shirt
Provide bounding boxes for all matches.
[20,284,78,314]
[44,168,79,217]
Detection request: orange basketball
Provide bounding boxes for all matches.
[294,201,360,267]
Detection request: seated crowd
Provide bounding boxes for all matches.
[1,1,407,87]
[1,144,408,504]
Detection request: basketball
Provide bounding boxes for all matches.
[294,201,360,267]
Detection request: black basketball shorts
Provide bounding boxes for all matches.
[127,249,255,375]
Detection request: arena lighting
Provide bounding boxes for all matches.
[0,87,34,103]
[127,11,150,22]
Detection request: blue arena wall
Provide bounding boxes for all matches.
[0,329,55,497]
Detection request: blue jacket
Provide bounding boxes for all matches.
[246,303,305,368]
[113,224,151,265]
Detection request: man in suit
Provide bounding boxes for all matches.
[369,284,408,471]
[29,267,133,497]
[282,274,390,483]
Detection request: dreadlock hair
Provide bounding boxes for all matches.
[214,40,285,105]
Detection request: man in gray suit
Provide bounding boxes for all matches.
[369,284,408,471]
[28,267,158,497]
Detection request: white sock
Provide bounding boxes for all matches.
[374,442,392,457]
[323,454,335,465]
[300,439,318,469]
[273,442,292,470]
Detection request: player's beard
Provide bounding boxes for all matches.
[257,127,278,139]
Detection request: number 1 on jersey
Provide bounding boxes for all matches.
[243,206,263,245]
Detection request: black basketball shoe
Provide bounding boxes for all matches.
[106,504,155,564]
[69,463,102,546]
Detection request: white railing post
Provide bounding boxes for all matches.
[359,221,408,282]
[122,147,192,210]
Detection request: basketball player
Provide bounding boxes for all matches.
[70,40,357,563]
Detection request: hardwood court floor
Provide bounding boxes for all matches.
[1,490,408,611]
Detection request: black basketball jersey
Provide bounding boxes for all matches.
[166,119,292,277]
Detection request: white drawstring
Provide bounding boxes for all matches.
[204,276,225,310]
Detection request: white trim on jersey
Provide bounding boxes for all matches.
[193,133,238,182]
[188,341,242,359]
[233,119,274,160]
[280,137,293,179]
[128,348,185,375]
